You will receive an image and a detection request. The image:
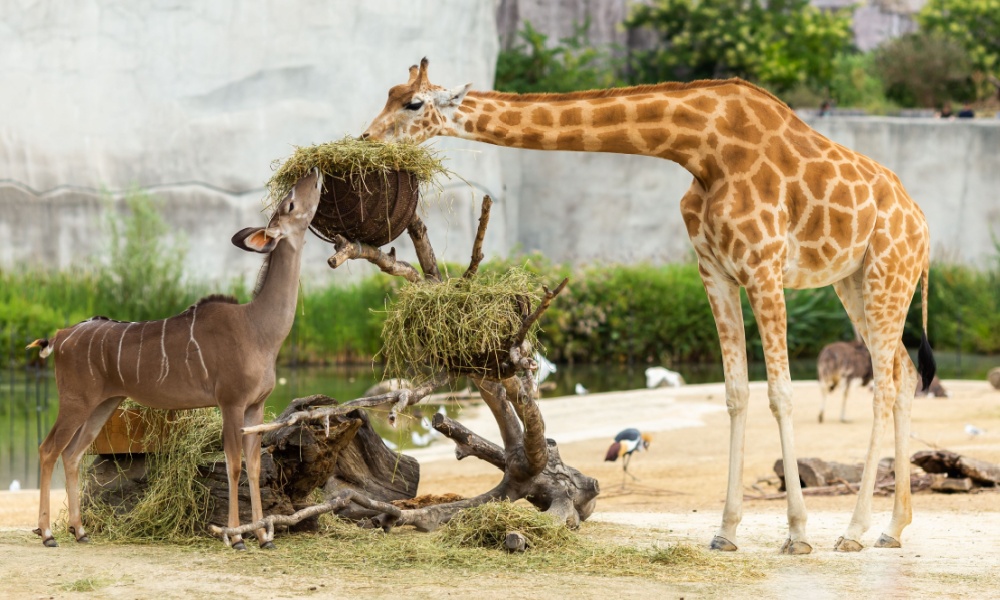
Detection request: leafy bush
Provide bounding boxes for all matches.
[918,0,1000,89]
[495,21,622,93]
[624,0,854,92]
[874,32,976,108]
[827,52,895,112]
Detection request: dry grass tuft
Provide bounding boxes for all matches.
[266,136,449,208]
[380,268,542,382]
[439,501,575,551]
[81,404,223,543]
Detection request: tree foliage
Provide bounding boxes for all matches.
[494,21,621,93]
[918,0,1000,76]
[624,0,853,92]
[874,32,975,107]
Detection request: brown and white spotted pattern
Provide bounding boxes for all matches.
[364,59,936,554]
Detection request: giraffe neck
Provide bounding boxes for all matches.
[449,84,753,187]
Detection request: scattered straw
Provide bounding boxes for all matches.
[81,403,223,543]
[379,268,542,382]
[266,136,449,208]
[439,501,574,551]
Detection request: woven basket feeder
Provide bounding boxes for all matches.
[310,170,420,246]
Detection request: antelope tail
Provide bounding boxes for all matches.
[916,264,936,390]
[27,338,52,358]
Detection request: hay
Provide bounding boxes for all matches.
[439,501,575,551]
[81,403,223,543]
[266,136,449,209]
[380,268,542,382]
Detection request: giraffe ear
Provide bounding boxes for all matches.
[438,83,471,108]
[231,227,280,253]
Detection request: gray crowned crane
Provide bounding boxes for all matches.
[605,428,652,488]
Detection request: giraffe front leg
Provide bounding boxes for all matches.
[875,344,917,548]
[746,283,811,555]
[698,267,750,552]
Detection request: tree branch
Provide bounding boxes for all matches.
[327,235,422,283]
[502,376,548,477]
[243,375,449,435]
[406,215,441,283]
[464,196,492,279]
[513,278,568,347]
[431,413,506,470]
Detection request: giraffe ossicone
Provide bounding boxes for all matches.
[365,58,936,554]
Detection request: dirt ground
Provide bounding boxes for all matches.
[2,379,998,598]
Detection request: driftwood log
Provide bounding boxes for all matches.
[911,449,1000,488]
[84,394,421,531]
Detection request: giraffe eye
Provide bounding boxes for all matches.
[404,100,424,111]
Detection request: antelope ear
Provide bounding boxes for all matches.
[231,227,280,253]
[438,83,471,107]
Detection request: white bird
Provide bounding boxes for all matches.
[965,424,984,437]
[575,383,589,395]
[534,351,557,384]
[8,479,21,491]
[645,367,685,389]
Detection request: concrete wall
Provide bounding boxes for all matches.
[499,118,1000,268]
[3,2,999,285]
[0,0,503,282]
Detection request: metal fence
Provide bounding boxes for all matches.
[1,332,56,491]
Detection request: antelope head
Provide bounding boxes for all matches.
[361,58,471,143]
[232,169,323,254]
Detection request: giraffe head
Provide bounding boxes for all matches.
[362,58,471,143]
[232,169,323,253]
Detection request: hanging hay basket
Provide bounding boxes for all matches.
[267,137,449,247]
[312,169,420,246]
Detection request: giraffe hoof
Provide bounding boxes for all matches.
[260,541,276,550]
[874,534,901,548]
[834,536,864,552]
[232,541,247,551]
[43,537,59,548]
[780,539,813,555]
[709,536,738,551]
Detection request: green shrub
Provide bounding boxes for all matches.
[495,21,622,93]
[875,32,976,108]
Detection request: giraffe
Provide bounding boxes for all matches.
[363,59,936,554]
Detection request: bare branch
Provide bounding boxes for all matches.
[501,376,548,477]
[464,196,492,279]
[471,377,523,451]
[432,413,506,469]
[327,235,422,283]
[209,489,404,543]
[406,215,441,283]
[513,277,568,347]
[243,375,449,435]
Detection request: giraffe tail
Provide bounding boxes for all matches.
[26,338,52,358]
[916,265,936,391]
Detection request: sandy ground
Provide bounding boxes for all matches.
[2,379,998,598]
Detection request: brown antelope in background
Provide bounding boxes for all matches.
[816,340,874,423]
[27,170,323,549]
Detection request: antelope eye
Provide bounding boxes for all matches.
[287,201,295,213]
[404,100,424,111]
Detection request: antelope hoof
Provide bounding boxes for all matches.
[875,534,901,549]
[709,536,738,552]
[260,540,276,550]
[232,540,247,551]
[34,528,58,548]
[818,413,824,423]
[76,534,90,544]
[834,536,864,552]
[781,539,813,555]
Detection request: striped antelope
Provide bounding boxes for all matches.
[28,170,323,550]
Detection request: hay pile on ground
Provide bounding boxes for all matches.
[266,136,449,208]
[81,404,223,542]
[380,268,542,381]
[439,501,574,551]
